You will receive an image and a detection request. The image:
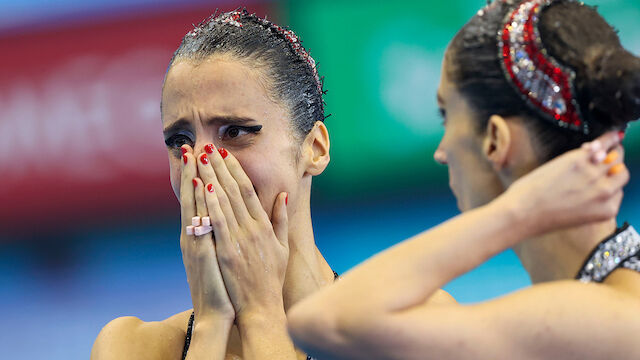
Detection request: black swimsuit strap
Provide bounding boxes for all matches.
[182,271,339,360]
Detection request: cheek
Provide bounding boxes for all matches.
[169,157,182,200]
[238,154,295,215]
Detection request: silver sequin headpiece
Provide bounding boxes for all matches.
[498,0,588,133]
[188,10,323,95]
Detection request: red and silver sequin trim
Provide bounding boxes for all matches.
[191,10,323,95]
[498,0,587,133]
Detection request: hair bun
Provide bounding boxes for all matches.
[583,46,640,128]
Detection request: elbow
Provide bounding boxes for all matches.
[288,301,331,350]
[288,299,345,356]
[289,298,376,359]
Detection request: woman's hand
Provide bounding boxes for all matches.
[195,144,290,321]
[180,145,235,323]
[503,131,629,238]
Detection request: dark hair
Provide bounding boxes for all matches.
[446,0,640,161]
[166,9,326,138]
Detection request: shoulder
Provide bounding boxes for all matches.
[91,309,193,360]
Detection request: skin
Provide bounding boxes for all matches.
[288,55,640,359]
[91,54,335,360]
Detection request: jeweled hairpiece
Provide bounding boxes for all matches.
[191,9,323,95]
[498,0,588,133]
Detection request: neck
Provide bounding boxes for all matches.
[282,196,335,312]
[513,219,618,283]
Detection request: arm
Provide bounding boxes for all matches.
[91,316,186,360]
[288,132,630,359]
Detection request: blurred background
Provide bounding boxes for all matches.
[0,0,638,358]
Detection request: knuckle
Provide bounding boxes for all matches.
[212,217,225,228]
[239,182,255,199]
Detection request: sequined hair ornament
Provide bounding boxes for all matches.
[498,0,588,133]
[189,9,324,95]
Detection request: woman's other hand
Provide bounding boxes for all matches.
[180,145,235,323]
[503,130,629,238]
[196,143,290,321]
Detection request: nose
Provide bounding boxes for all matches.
[434,146,447,165]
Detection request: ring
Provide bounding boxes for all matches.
[186,216,213,236]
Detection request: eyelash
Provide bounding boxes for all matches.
[164,125,262,154]
[437,108,448,127]
[165,132,194,149]
[218,125,263,140]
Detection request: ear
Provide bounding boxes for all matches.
[482,115,512,171]
[301,121,331,176]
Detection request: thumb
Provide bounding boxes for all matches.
[271,192,289,249]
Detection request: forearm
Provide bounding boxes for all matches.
[289,195,532,352]
[185,316,233,360]
[237,306,299,360]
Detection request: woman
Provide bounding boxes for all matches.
[91,10,337,360]
[288,0,640,359]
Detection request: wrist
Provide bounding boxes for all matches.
[236,302,287,331]
[194,310,235,328]
[490,191,537,244]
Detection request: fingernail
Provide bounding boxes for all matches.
[619,131,625,141]
[207,183,214,193]
[183,155,188,164]
[204,144,215,154]
[219,148,228,159]
[594,150,607,163]
[181,146,188,155]
[200,153,209,165]
[193,179,198,187]
[604,151,618,165]
[589,140,602,153]
[608,163,625,176]
[285,193,288,205]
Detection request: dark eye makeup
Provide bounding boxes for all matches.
[164,130,195,149]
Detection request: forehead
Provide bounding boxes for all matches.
[161,57,289,125]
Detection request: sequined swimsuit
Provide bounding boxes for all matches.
[181,271,339,360]
[575,223,640,282]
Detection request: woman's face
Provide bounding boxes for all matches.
[434,57,505,211]
[161,55,302,218]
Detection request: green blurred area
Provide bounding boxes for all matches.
[280,0,640,203]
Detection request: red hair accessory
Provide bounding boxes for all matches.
[498,0,587,133]
[193,9,323,95]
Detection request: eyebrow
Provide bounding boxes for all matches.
[437,93,444,106]
[163,116,259,134]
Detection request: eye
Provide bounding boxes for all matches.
[437,108,447,126]
[164,132,194,148]
[219,125,262,140]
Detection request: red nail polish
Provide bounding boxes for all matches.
[619,131,625,141]
[285,193,288,205]
[219,148,228,159]
[181,147,188,155]
[207,184,214,193]
[183,155,188,164]
[204,144,214,154]
[200,153,209,165]
[192,179,198,187]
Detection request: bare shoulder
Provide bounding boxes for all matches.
[91,309,193,360]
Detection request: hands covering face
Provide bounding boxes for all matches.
[180,143,289,322]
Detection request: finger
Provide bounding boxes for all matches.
[193,177,209,218]
[221,150,268,222]
[271,192,289,249]
[583,131,622,162]
[204,182,233,247]
[180,148,198,232]
[208,146,252,224]
[196,148,239,231]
